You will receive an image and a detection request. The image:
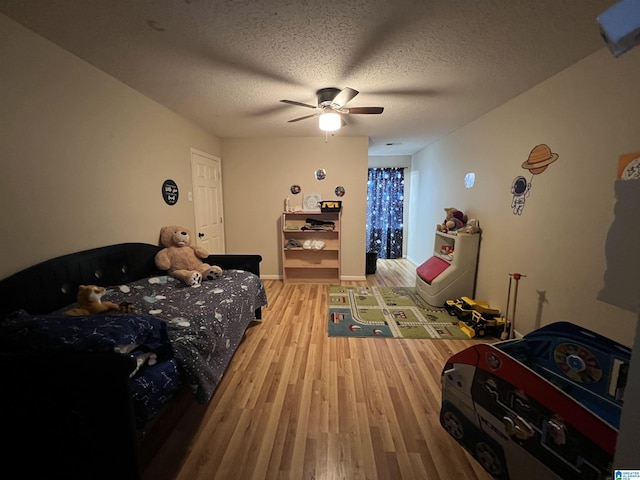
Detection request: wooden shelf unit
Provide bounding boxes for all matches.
[281,211,341,283]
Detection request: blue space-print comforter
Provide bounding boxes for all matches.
[0,311,172,359]
[0,310,182,427]
[0,269,267,427]
[104,269,267,403]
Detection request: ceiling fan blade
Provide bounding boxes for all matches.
[280,99,317,109]
[287,113,317,123]
[332,87,359,108]
[345,107,384,114]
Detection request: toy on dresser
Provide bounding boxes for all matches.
[436,207,467,233]
[458,218,481,234]
[436,208,482,235]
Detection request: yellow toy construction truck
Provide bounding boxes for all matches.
[445,296,509,338]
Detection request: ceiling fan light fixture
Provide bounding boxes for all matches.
[318,111,341,131]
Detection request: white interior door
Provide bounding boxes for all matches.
[191,149,225,253]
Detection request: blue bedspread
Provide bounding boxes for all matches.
[0,311,179,427]
[1,269,267,427]
[0,311,171,359]
[105,269,267,402]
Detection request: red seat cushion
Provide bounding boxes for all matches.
[416,256,449,283]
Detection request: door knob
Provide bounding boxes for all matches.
[198,232,204,238]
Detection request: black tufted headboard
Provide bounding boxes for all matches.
[0,243,162,317]
[0,243,262,318]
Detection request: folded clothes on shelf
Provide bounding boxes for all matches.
[284,239,303,249]
[301,218,335,231]
[303,240,326,250]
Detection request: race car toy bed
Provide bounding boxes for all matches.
[0,243,267,479]
[440,321,630,479]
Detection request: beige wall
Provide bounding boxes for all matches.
[408,47,640,346]
[0,14,221,279]
[221,137,369,279]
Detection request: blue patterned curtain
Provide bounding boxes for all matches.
[366,168,404,259]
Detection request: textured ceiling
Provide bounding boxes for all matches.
[0,0,614,155]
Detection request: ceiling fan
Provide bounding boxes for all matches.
[280,87,384,131]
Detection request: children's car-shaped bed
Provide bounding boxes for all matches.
[440,321,629,480]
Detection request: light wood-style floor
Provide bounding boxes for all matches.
[142,259,492,480]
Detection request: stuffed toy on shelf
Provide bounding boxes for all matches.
[437,207,468,233]
[457,218,481,235]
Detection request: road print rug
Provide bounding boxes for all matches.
[328,285,468,339]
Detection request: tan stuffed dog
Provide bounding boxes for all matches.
[155,226,223,286]
[65,285,135,315]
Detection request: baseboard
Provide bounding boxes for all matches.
[260,274,369,281]
[260,274,281,280]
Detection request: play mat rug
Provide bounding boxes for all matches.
[328,285,468,340]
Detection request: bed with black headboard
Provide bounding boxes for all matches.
[0,243,266,480]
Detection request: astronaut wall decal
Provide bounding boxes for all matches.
[511,176,531,215]
[511,144,559,215]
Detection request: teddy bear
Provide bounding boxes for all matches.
[154,226,223,286]
[457,218,481,234]
[437,208,467,233]
[65,285,135,315]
